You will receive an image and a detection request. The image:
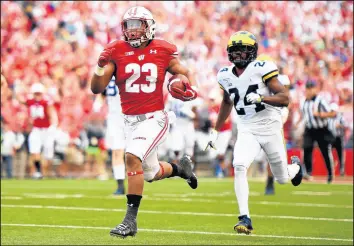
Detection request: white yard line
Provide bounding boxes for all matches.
[1,196,23,200]
[292,191,353,196]
[1,223,352,242]
[2,204,352,222]
[2,192,352,209]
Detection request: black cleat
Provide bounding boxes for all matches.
[234,215,253,235]
[327,175,333,184]
[110,220,137,238]
[265,184,275,195]
[290,156,303,186]
[179,155,198,189]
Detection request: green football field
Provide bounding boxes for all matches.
[1,178,353,245]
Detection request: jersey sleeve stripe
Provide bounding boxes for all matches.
[218,82,226,91]
[262,70,279,83]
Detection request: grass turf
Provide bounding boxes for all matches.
[1,178,353,245]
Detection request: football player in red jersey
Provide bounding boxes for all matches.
[91,6,198,238]
[17,83,58,179]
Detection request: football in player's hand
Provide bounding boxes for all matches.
[167,74,188,95]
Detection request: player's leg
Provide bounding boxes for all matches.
[28,128,43,179]
[184,121,196,169]
[106,114,126,194]
[111,149,125,194]
[303,129,314,180]
[214,130,232,178]
[265,163,275,195]
[261,130,302,186]
[110,111,170,238]
[43,130,55,177]
[317,133,334,183]
[169,124,184,163]
[233,131,261,234]
[336,137,345,176]
[144,150,197,187]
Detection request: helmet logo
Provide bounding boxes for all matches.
[128,7,138,16]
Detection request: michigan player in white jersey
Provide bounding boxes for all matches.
[205,31,303,235]
[103,78,126,195]
[256,54,292,195]
[165,95,200,164]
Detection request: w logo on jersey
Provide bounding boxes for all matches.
[138,55,145,61]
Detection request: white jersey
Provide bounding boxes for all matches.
[105,78,122,116]
[217,60,282,134]
[165,95,202,120]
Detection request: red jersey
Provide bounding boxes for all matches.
[26,97,52,128]
[107,39,178,115]
[209,105,232,132]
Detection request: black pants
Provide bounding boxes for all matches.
[332,136,345,172]
[303,128,334,176]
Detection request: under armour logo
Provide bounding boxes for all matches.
[127,203,134,207]
[138,55,145,61]
[150,49,157,54]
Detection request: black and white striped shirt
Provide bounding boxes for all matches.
[300,95,331,129]
[328,113,345,138]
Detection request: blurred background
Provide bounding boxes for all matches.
[1,1,353,180]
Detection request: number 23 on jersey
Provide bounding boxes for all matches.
[125,63,157,93]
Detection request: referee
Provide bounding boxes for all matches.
[295,80,336,183]
[328,103,346,176]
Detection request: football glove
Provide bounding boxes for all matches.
[98,48,115,68]
[205,128,218,151]
[246,92,263,104]
[169,82,198,101]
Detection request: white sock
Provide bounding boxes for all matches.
[287,164,300,180]
[113,164,125,180]
[234,166,250,217]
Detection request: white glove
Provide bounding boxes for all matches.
[205,129,218,151]
[246,92,263,104]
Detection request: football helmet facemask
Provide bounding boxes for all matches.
[121,6,156,48]
[227,31,258,69]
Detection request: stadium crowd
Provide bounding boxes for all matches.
[1,1,353,178]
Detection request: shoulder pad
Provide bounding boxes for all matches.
[153,38,178,56]
[217,67,232,92]
[251,60,279,84]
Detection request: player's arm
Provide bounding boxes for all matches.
[167,58,197,87]
[215,90,233,131]
[313,100,336,118]
[167,58,197,101]
[91,62,115,94]
[205,90,233,150]
[263,76,289,107]
[314,110,336,119]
